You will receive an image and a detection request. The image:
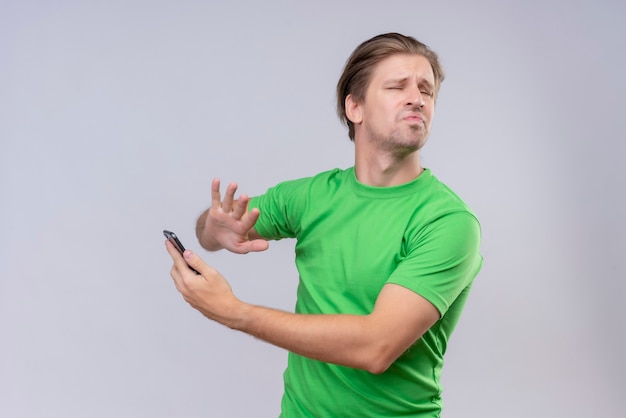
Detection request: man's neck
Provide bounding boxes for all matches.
[354,148,424,187]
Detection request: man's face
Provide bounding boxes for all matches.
[348,54,436,156]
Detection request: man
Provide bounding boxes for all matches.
[166,33,482,417]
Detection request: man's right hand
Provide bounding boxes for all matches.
[195,178,269,254]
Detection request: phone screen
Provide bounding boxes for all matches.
[163,230,200,274]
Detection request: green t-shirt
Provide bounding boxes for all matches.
[249,167,482,418]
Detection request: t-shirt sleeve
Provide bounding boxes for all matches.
[248,178,310,240]
[386,211,483,317]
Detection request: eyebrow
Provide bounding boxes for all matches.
[384,77,409,85]
[383,77,435,90]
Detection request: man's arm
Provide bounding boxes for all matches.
[195,178,268,253]
[166,243,440,374]
[235,284,439,374]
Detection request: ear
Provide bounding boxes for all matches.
[345,94,363,124]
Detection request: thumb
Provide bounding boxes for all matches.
[183,249,209,275]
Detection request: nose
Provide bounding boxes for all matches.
[406,86,425,108]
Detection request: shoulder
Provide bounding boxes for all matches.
[286,167,351,186]
[420,170,480,223]
[268,167,352,197]
[250,167,353,209]
[249,168,353,239]
[402,170,482,249]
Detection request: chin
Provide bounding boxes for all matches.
[381,140,422,158]
[397,134,428,151]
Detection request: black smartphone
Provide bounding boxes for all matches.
[163,230,200,274]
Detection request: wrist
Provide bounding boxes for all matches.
[224,300,252,331]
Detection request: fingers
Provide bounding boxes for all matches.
[165,238,184,262]
[222,182,238,213]
[240,206,261,231]
[206,177,266,254]
[165,240,190,274]
[165,240,187,290]
[231,194,249,220]
[236,209,269,253]
[165,240,205,281]
[211,178,240,214]
[181,248,211,277]
[211,178,222,209]
[247,239,270,253]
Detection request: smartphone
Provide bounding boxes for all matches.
[163,230,200,274]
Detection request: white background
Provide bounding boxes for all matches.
[1,1,624,417]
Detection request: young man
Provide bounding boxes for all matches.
[166,33,482,417]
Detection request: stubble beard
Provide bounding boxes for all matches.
[373,124,429,159]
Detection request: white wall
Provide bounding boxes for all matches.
[1,1,624,416]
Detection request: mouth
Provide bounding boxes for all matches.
[402,113,425,124]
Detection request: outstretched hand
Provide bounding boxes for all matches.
[197,178,269,254]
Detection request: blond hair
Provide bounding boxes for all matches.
[336,33,445,141]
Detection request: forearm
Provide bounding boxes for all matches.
[169,246,438,374]
[227,303,396,374]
